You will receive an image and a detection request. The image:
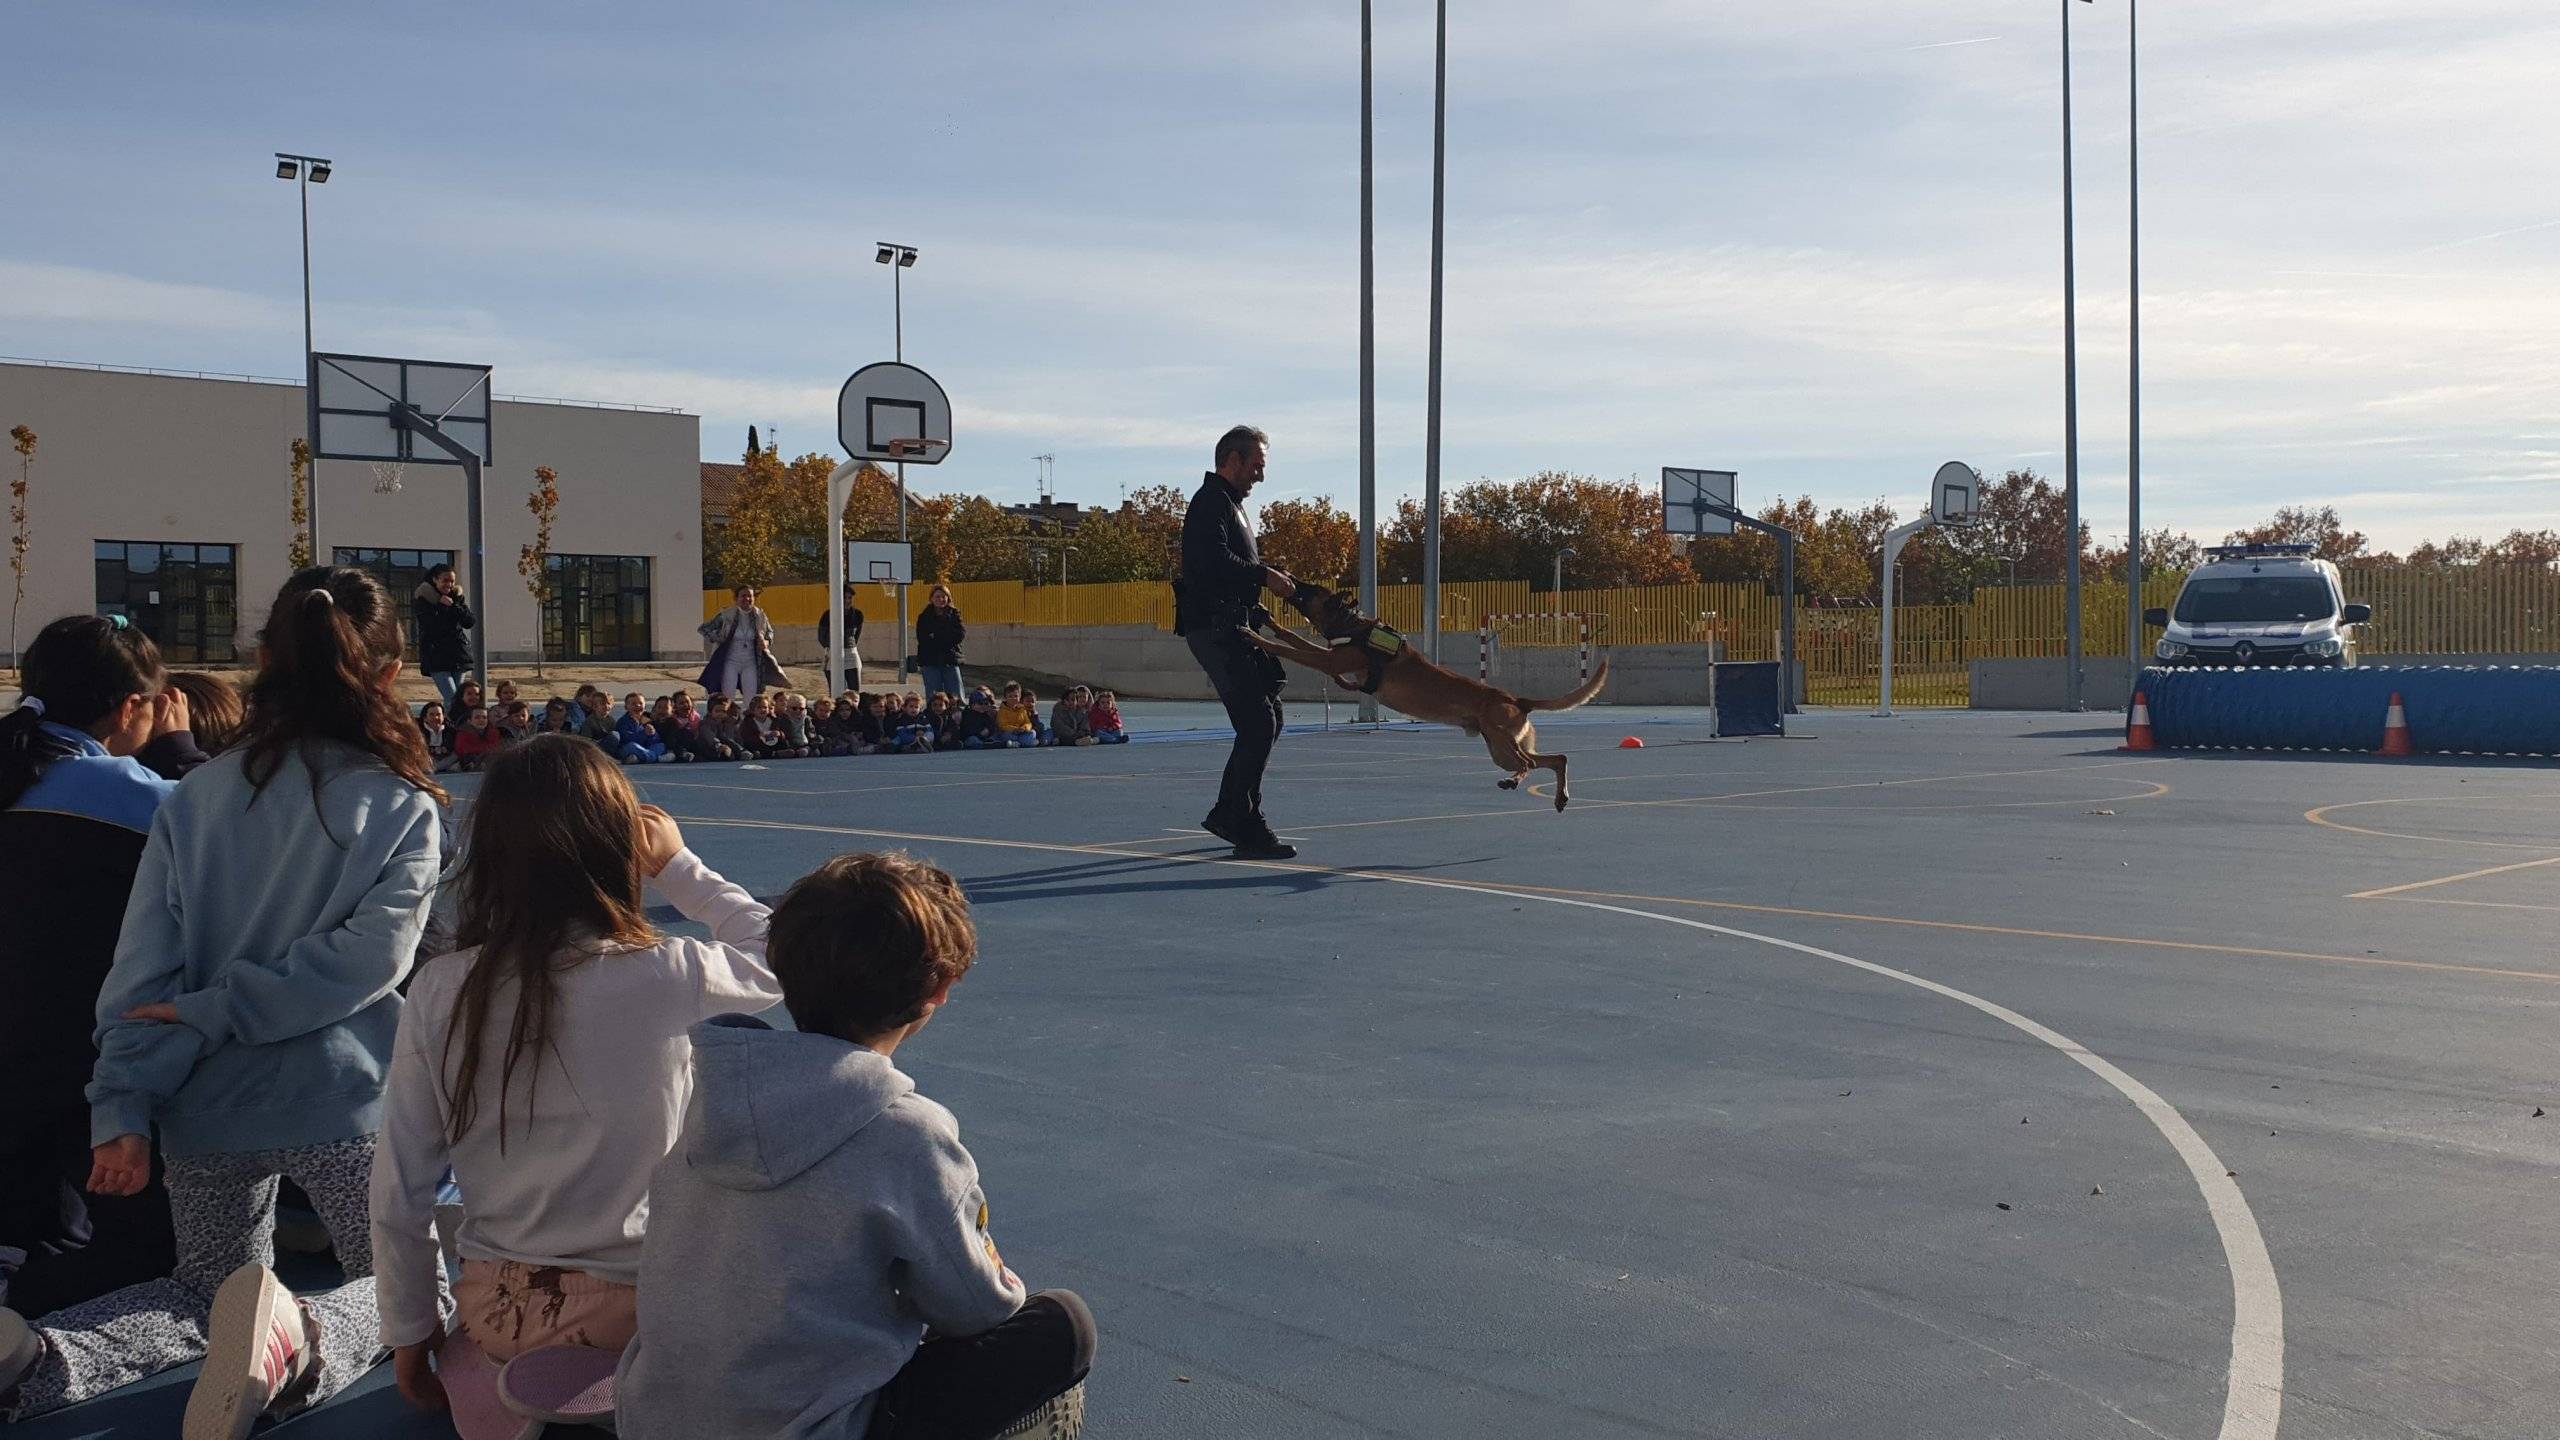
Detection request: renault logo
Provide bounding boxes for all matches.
[2234,641,2257,663]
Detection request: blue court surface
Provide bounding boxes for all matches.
[21,706,2560,1438]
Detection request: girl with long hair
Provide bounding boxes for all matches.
[370,735,778,1408]
[1,568,446,1436]
[0,616,192,1332]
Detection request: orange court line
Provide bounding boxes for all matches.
[672,813,2560,989]
[2348,853,2560,900]
[2304,795,2560,852]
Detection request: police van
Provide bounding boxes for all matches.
[2144,543,2372,668]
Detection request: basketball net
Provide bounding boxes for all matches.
[370,460,406,494]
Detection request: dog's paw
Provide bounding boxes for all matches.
[1554,792,1570,812]
[1497,777,1519,790]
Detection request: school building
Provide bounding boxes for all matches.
[0,358,703,666]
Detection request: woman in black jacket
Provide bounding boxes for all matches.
[915,584,966,702]
[411,563,476,708]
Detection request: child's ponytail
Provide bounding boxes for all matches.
[240,565,445,814]
[0,613,166,812]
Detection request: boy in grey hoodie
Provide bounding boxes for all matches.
[619,852,1095,1440]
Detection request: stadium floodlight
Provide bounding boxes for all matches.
[276,158,297,179]
[309,161,331,183]
[875,245,896,264]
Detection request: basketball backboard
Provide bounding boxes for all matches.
[846,541,916,586]
[838,362,952,466]
[1931,461,1982,525]
[1662,468,1738,537]
[309,352,493,465]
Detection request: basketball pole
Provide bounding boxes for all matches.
[827,461,857,699]
[1355,0,1379,723]
[392,405,489,701]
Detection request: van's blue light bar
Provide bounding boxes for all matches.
[2203,543,2317,559]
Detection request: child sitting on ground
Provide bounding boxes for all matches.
[165,671,246,755]
[995,685,1040,748]
[928,692,962,751]
[372,737,779,1403]
[1051,687,1096,747]
[578,688,620,748]
[1088,689,1127,743]
[701,695,743,761]
[743,694,787,759]
[496,698,534,745]
[617,852,1095,1440]
[417,700,457,772]
[539,696,578,737]
[959,689,1002,749]
[616,692,675,765]
[453,704,506,771]
[776,692,814,759]
[858,692,898,754]
[892,691,934,753]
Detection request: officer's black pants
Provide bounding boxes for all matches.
[1187,630,1284,826]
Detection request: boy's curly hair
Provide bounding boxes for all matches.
[768,851,978,1041]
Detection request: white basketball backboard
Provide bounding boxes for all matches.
[1931,461,1982,525]
[1663,468,1739,537]
[309,352,492,465]
[846,541,916,586]
[838,362,952,465]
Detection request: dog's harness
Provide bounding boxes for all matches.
[1328,620,1407,694]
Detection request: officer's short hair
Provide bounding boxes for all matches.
[1215,425,1268,468]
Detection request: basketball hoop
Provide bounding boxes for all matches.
[370,460,406,494]
[883,437,949,460]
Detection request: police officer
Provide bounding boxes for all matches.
[1180,425,1298,859]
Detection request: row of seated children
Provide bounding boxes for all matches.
[0,577,1093,1438]
[963,683,1129,749]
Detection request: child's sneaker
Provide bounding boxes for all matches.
[0,1307,43,1403]
[184,1263,312,1440]
[997,1381,1086,1440]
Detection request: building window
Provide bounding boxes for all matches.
[543,553,653,662]
[333,547,457,660]
[94,541,239,664]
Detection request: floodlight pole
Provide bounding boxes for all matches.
[1875,515,1936,717]
[1356,0,1380,723]
[2060,0,2091,711]
[1421,0,1447,663]
[2125,0,2145,685]
[394,407,489,700]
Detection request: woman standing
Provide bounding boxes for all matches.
[410,564,475,709]
[915,584,966,703]
[696,585,784,702]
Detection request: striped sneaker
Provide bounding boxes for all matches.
[183,1263,310,1440]
[996,1381,1086,1440]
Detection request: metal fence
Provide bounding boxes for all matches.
[718,564,2560,707]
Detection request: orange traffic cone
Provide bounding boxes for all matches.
[2376,692,2414,757]
[2121,690,2156,752]
[1619,736,1645,749]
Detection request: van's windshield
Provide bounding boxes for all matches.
[2174,575,2336,624]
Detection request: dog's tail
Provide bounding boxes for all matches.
[1519,657,1610,714]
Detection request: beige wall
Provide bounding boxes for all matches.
[0,362,702,663]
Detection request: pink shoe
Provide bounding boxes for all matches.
[184,1263,311,1440]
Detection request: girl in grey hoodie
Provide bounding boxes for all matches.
[619,852,1095,1440]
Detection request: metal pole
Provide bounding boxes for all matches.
[1357,0,1379,722]
[300,172,319,564]
[1421,0,1447,662]
[827,462,854,698]
[2125,0,2144,693]
[1876,517,1929,716]
[1778,528,1797,712]
[463,455,487,700]
[2061,0,2087,711]
[1552,548,1566,601]
[893,261,910,685]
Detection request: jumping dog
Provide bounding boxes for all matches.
[1238,583,1609,810]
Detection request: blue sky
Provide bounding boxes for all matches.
[6,0,2555,553]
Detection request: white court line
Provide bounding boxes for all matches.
[678,814,2285,1437]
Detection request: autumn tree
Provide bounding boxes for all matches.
[2226,505,2367,562]
[1257,495,1358,586]
[518,465,561,676]
[707,445,799,587]
[9,425,33,658]
[1383,472,1693,589]
[287,438,313,569]
[1059,483,1186,584]
[2093,527,2204,576]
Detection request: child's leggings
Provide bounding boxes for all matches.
[3,1135,387,1420]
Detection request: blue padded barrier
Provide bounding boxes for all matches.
[2130,665,2560,756]
[1712,662,1785,737]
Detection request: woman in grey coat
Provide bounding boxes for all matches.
[697,585,786,700]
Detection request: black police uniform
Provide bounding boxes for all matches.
[1179,470,1285,835]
